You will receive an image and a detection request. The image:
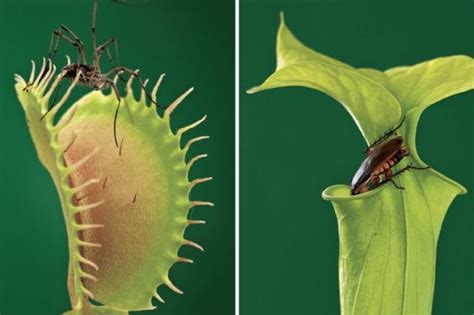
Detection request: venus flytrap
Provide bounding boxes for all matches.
[15,58,212,314]
[249,13,474,315]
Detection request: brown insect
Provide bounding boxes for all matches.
[351,118,429,195]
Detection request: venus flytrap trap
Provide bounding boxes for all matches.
[249,13,474,315]
[15,58,212,314]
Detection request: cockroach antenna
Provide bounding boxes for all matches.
[26,0,166,147]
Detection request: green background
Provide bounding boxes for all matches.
[241,1,473,314]
[0,0,234,314]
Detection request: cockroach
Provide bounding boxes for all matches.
[25,0,164,147]
[350,118,429,195]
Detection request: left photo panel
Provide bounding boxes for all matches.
[0,0,235,314]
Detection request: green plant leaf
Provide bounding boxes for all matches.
[15,59,212,314]
[249,13,474,315]
[274,12,351,70]
[248,13,402,144]
[385,55,474,113]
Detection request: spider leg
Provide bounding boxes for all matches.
[105,38,120,68]
[94,38,118,70]
[109,80,122,147]
[91,0,98,53]
[59,25,87,64]
[49,28,86,65]
[106,67,167,109]
[95,37,120,69]
[23,27,83,89]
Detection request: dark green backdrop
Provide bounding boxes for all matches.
[0,1,234,314]
[241,1,473,314]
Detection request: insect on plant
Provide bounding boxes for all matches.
[350,117,430,195]
[24,0,163,147]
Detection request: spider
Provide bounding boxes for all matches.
[26,0,164,147]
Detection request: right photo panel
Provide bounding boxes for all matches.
[240,1,474,314]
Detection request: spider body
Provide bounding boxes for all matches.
[63,64,111,90]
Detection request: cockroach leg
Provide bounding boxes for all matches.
[381,163,430,191]
[392,164,430,178]
[366,116,406,152]
[388,178,404,190]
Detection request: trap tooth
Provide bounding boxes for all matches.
[190,201,215,208]
[165,87,194,116]
[188,220,206,225]
[177,257,194,264]
[183,239,204,252]
[140,79,149,102]
[151,73,166,104]
[71,177,101,194]
[165,279,183,295]
[75,223,104,232]
[126,70,139,91]
[77,240,102,248]
[183,135,210,152]
[40,58,52,80]
[177,115,207,135]
[55,107,79,132]
[154,292,165,304]
[80,271,98,282]
[14,74,23,84]
[44,70,64,100]
[39,64,57,95]
[77,254,99,271]
[188,154,208,168]
[73,200,104,213]
[48,70,81,119]
[190,177,213,188]
[38,60,55,93]
[33,57,46,87]
[65,147,101,173]
[80,284,94,299]
[29,60,36,83]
